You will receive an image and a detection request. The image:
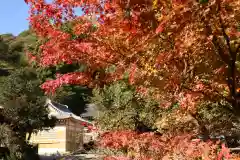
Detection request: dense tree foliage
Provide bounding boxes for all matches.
[91,80,160,132]
[0,29,91,158]
[0,30,90,117]
[25,0,240,159]
[0,68,56,158]
[0,31,38,67]
[34,62,92,115]
[0,31,57,159]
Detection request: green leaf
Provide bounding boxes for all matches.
[199,0,208,4]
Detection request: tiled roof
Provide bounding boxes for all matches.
[46,99,92,124]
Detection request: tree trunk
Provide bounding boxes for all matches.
[189,112,209,140]
[27,131,32,141]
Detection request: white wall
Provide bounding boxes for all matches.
[30,126,67,155]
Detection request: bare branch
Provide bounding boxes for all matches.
[236,45,240,54]
[219,16,233,56]
[212,35,231,65]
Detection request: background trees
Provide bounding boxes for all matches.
[0,29,91,158]
[91,80,161,132]
[0,68,56,158]
[35,62,92,115]
[0,31,56,158]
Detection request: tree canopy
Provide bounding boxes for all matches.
[91,80,161,132]
[0,31,57,158]
[0,30,38,77]
[0,68,56,158]
[24,0,240,159]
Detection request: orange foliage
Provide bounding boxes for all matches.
[24,0,240,158]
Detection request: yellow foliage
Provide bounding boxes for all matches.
[152,0,158,10]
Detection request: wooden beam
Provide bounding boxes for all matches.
[230,148,240,151]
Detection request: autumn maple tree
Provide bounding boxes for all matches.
[25,0,240,159]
